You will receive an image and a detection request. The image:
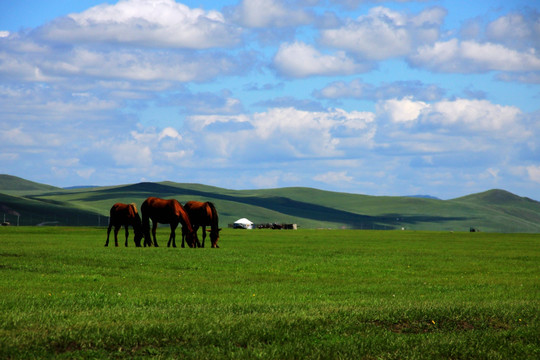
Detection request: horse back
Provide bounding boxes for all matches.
[185,201,217,227]
[110,203,138,224]
[143,197,185,225]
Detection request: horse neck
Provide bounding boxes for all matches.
[132,213,143,233]
[178,207,194,232]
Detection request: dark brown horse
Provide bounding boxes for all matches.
[141,197,197,248]
[105,203,144,247]
[182,201,220,248]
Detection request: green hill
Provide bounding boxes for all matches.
[0,192,104,226]
[0,176,539,232]
[0,174,59,193]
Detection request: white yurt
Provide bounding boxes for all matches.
[233,218,253,229]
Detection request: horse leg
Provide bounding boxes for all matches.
[193,225,201,248]
[114,225,121,247]
[152,221,159,247]
[170,223,177,248]
[201,227,206,248]
[124,225,129,247]
[143,220,152,247]
[167,224,174,247]
[105,223,113,246]
[181,226,186,248]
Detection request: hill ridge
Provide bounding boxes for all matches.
[1,176,539,232]
[0,174,60,192]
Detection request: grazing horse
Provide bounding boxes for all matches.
[182,201,220,248]
[141,197,197,248]
[105,203,144,247]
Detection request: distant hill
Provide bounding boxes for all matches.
[0,176,539,232]
[406,195,440,200]
[0,174,59,193]
[0,192,104,226]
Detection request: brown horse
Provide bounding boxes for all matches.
[105,203,144,247]
[141,197,197,248]
[182,201,220,248]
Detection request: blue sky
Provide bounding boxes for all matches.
[1,0,539,200]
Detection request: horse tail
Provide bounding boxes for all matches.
[206,202,220,248]
[207,202,219,230]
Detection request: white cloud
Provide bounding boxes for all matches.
[428,99,523,133]
[76,168,96,179]
[314,171,354,185]
[486,12,540,51]
[377,97,429,123]
[38,0,241,49]
[0,128,36,146]
[0,45,246,83]
[410,39,540,73]
[158,127,182,142]
[320,6,446,60]
[185,107,376,161]
[230,0,313,28]
[187,114,251,132]
[273,41,369,77]
[315,79,445,101]
[526,165,540,183]
[111,141,153,168]
[251,173,280,188]
[378,97,524,136]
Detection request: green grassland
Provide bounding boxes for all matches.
[1,175,540,232]
[0,227,538,359]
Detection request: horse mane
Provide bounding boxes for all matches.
[129,203,138,214]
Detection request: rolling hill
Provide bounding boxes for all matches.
[1,174,539,232]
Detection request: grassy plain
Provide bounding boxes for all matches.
[0,227,538,359]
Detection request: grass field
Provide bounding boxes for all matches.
[1,227,539,359]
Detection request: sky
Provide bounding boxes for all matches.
[1,0,539,200]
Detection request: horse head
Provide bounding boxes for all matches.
[133,230,144,247]
[210,228,221,248]
[187,230,198,248]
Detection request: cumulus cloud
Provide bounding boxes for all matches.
[527,165,540,183]
[186,107,376,160]
[486,12,540,51]
[0,128,36,146]
[409,39,540,73]
[379,97,524,136]
[166,90,244,115]
[228,0,313,28]
[273,41,370,77]
[329,0,426,9]
[320,6,446,60]
[314,79,445,101]
[314,171,354,185]
[427,99,523,133]
[0,45,248,83]
[377,97,429,123]
[37,0,241,48]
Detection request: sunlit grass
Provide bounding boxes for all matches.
[1,227,538,358]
